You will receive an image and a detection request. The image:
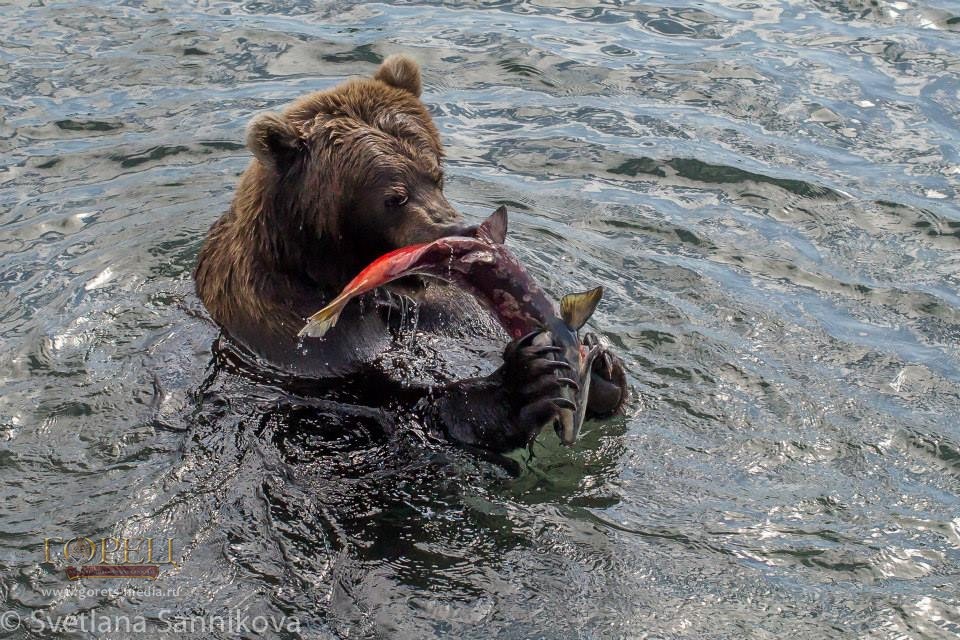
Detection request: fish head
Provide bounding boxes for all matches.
[550,286,604,445]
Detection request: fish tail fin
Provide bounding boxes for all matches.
[298,303,344,339]
[560,286,603,330]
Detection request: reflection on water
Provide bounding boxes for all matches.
[1,0,958,638]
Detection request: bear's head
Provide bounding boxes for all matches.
[242,55,471,290]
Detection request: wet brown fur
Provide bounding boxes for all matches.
[194,55,467,367]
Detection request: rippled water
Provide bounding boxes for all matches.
[2,1,959,638]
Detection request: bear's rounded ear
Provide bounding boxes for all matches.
[374,54,422,97]
[246,112,301,172]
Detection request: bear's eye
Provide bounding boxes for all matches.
[385,193,408,209]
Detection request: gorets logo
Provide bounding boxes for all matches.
[43,536,177,580]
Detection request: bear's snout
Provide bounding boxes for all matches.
[385,190,471,247]
[391,217,473,247]
[433,221,478,240]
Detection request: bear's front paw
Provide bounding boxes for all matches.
[583,332,628,417]
[500,330,579,449]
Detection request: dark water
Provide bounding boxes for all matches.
[2,1,959,638]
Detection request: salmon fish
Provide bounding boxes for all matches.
[299,206,603,445]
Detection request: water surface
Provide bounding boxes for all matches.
[1,1,959,638]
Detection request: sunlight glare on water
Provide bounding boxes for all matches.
[0,1,958,638]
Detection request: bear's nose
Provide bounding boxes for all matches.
[448,223,478,238]
[429,221,476,240]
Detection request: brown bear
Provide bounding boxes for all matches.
[194,55,626,452]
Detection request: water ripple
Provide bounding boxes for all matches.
[0,0,958,638]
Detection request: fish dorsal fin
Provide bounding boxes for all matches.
[560,286,603,330]
[478,206,508,244]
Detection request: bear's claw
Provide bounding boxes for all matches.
[500,329,583,446]
[582,331,628,417]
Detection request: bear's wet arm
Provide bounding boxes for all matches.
[418,371,523,453]
[415,333,581,454]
